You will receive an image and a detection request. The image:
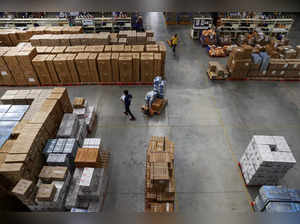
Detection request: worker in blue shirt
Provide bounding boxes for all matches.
[122,90,136,121]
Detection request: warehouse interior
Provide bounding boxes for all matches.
[0,11,300,213]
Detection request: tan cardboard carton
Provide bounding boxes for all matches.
[111,53,120,82]
[88,53,100,82]
[32,54,52,85]
[45,54,60,83]
[53,54,72,83]
[75,53,91,82]
[119,56,133,82]
[97,53,112,82]
[132,53,140,82]
[65,54,80,83]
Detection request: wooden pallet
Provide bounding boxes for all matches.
[207,71,227,80]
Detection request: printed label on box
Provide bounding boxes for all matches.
[1,71,7,76]
[28,78,35,82]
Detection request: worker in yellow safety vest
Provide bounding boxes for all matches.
[171,34,178,55]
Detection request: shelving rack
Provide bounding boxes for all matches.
[74,17,132,33]
[217,18,294,38]
[0,17,132,32]
[190,17,213,39]
[0,18,68,29]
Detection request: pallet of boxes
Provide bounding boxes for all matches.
[207,61,229,80]
[0,87,73,210]
[239,135,296,186]
[65,138,110,212]
[145,136,175,213]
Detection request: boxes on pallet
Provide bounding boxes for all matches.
[141,53,154,82]
[76,119,88,147]
[0,51,16,85]
[47,153,71,168]
[65,54,80,83]
[119,56,133,82]
[53,54,73,84]
[88,53,100,82]
[57,114,79,138]
[85,106,96,133]
[31,171,71,211]
[11,179,37,205]
[97,53,112,82]
[82,138,102,149]
[32,54,53,85]
[111,53,120,82]
[75,53,91,82]
[65,166,109,211]
[240,136,296,186]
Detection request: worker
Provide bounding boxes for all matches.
[121,90,136,121]
[171,34,178,55]
[136,16,144,32]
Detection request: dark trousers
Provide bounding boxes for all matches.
[172,44,177,53]
[125,105,135,119]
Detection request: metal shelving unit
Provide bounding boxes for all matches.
[75,17,132,33]
[190,17,212,40]
[0,18,68,29]
[217,18,294,37]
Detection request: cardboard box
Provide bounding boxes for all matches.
[0,51,15,85]
[136,32,147,45]
[97,53,112,82]
[65,54,80,83]
[119,56,133,82]
[285,59,300,70]
[124,45,132,52]
[53,54,72,83]
[141,53,154,82]
[32,54,52,85]
[104,45,112,52]
[36,183,56,201]
[45,54,60,83]
[85,45,104,53]
[111,53,120,82]
[112,45,124,53]
[75,53,91,82]
[3,50,26,85]
[132,53,140,82]
[51,46,66,54]
[132,45,144,53]
[268,59,289,71]
[73,97,85,108]
[118,38,127,45]
[154,53,162,76]
[88,53,100,82]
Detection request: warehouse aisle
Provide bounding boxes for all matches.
[1,12,300,213]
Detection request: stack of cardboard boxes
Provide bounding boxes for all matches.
[0,88,72,192]
[145,136,175,213]
[0,26,83,46]
[240,135,296,186]
[30,33,110,46]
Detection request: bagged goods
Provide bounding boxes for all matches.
[141,53,154,82]
[208,46,226,57]
[119,56,133,82]
[97,53,112,82]
[32,54,52,85]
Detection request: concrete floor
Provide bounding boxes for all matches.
[2,12,300,213]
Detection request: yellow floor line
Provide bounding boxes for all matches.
[210,95,254,212]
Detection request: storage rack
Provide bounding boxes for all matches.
[190,17,213,40]
[0,18,69,29]
[74,17,132,33]
[217,18,294,38]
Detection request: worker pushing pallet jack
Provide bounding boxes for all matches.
[141,76,168,116]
